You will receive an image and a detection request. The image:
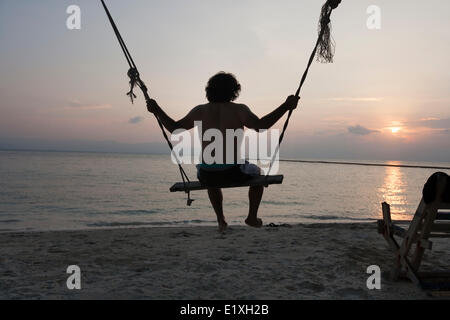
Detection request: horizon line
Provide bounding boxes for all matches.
[1,148,450,168]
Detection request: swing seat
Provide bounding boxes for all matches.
[170,175,284,192]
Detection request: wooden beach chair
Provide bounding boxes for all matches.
[377,172,450,290]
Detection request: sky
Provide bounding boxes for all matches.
[0,0,449,162]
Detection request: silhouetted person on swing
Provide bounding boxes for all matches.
[147,72,299,232]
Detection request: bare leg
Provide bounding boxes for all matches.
[245,185,264,227]
[207,188,227,232]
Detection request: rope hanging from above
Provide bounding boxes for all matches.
[100,0,194,206]
[265,0,341,177]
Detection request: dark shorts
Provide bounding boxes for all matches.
[197,165,252,187]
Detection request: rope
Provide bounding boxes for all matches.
[273,159,450,171]
[265,0,341,178]
[100,0,194,206]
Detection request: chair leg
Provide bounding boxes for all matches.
[411,174,447,273]
[412,205,438,271]
[393,199,426,282]
[390,254,402,281]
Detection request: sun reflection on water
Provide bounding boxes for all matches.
[378,162,409,220]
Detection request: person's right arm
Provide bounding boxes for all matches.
[241,95,300,130]
[147,99,203,133]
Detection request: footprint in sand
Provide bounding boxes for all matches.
[170,231,198,238]
[297,281,325,292]
[334,287,368,298]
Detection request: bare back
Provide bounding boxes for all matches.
[190,102,256,164]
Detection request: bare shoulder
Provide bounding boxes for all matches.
[232,103,251,114]
[190,104,207,114]
[230,103,257,125]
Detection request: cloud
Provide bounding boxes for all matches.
[66,99,111,110]
[129,116,144,124]
[329,97,383,102]
[280,130,450,162]
[407,117,450,129]
[347,125,379,136]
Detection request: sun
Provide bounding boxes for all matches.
[390,127,401,133]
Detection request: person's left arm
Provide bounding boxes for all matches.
[240,95,300,131]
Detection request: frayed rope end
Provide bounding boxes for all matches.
[316,0,341,63]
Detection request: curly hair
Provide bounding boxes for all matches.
[205,72,241,103]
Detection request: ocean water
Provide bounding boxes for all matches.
[0,150,449,232]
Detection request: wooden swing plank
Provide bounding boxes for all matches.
[170,175,284,192]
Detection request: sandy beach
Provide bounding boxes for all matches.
[1,222,449,300]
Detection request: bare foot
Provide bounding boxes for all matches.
[218,221,228,233]
[245,218,263,228]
